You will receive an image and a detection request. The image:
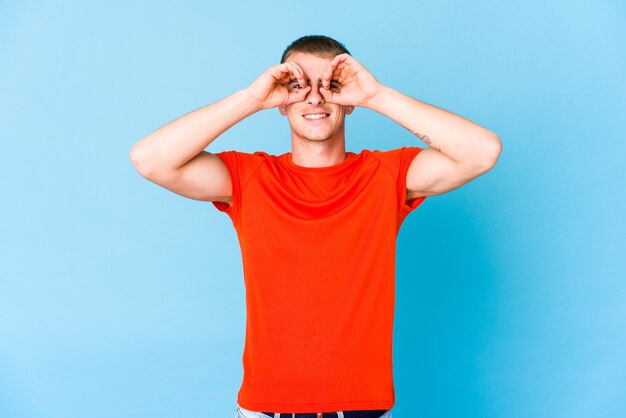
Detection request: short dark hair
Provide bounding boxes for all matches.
[280,35,351,63]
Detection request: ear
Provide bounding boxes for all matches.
[344,105,355,115]
[279,105,287,116]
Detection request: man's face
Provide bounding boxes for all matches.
[279,52,354,143]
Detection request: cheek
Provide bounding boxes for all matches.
[332,113,345,125]
[288,112,301,123]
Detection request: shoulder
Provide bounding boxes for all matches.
[367,146,425,172]
[213,149,268,167]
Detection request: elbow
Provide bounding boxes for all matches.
[129,142,154,178]
[477,134,502,172]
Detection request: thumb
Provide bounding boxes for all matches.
[287,85,311,105]
[320,88,334,103]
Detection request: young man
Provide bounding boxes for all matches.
[130,35,501,418]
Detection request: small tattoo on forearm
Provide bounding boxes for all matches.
[413,131,440,151]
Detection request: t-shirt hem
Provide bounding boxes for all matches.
[237,398,394,413]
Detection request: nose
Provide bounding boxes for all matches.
[306,82,325,106]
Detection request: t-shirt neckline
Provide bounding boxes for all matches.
[285,151,355,172]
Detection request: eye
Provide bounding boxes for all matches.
[287,82,303,91]
[329,81,342,91]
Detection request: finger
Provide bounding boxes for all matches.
[289,62,308,87]
[285,62,307,87]
[283,62,299,80]
[320,86,333,102]
[288,84,311,104]
[323,68,337,89]
[328,54,351,72]
[321,64,333,89]
[332,53,362,73]
[323,67,340,89]
[270,64,295,85]
[334,63,353,84]
[322,56,346,88]
[271,63,297,85]
[324,91,348,106]
[331,53,357,68]
[325,59,352,88]
[269,65,286,80]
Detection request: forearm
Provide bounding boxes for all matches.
[130,88,261,172]
[366,85,501,164]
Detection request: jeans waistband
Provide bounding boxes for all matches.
[261,410,388,418]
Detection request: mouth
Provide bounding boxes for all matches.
[302,113,330,121]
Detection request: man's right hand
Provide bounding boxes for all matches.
[130,61,313,198]
[245,62,312,110]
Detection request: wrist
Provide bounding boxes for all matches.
[363,84,390,111]
[239,88,266,114]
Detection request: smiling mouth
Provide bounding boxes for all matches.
[303,113,330,120]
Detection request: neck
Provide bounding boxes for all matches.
[290,143,347,168]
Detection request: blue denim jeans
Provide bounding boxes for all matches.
[235,404,392,418]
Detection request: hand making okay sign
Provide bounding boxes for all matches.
[319,53,384,108]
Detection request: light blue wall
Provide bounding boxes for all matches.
[1,1,624,417]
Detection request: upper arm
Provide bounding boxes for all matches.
[406,146,499,199]
[134,150,233,204]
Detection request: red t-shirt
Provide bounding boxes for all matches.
[211,147,426,413]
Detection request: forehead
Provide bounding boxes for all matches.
[285,52,334,75]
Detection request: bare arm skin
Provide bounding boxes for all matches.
[367,85,502,199]
[320,53,502,199]
[129,62,311,203]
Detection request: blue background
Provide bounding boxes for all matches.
[1,1,625,417]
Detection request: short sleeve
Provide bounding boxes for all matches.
[210,150,264,228]
[374,146,427,224]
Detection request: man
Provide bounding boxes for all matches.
[130,35,501,418]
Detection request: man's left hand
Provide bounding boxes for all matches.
[320,53,384,108]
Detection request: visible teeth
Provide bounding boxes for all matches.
[304,114,328,119]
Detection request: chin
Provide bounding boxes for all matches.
[306,134,328,140]
[305,135,331,142]
[296,130,331,142]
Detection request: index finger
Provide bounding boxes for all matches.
[284,61,308,88]
[322,53,350,88]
